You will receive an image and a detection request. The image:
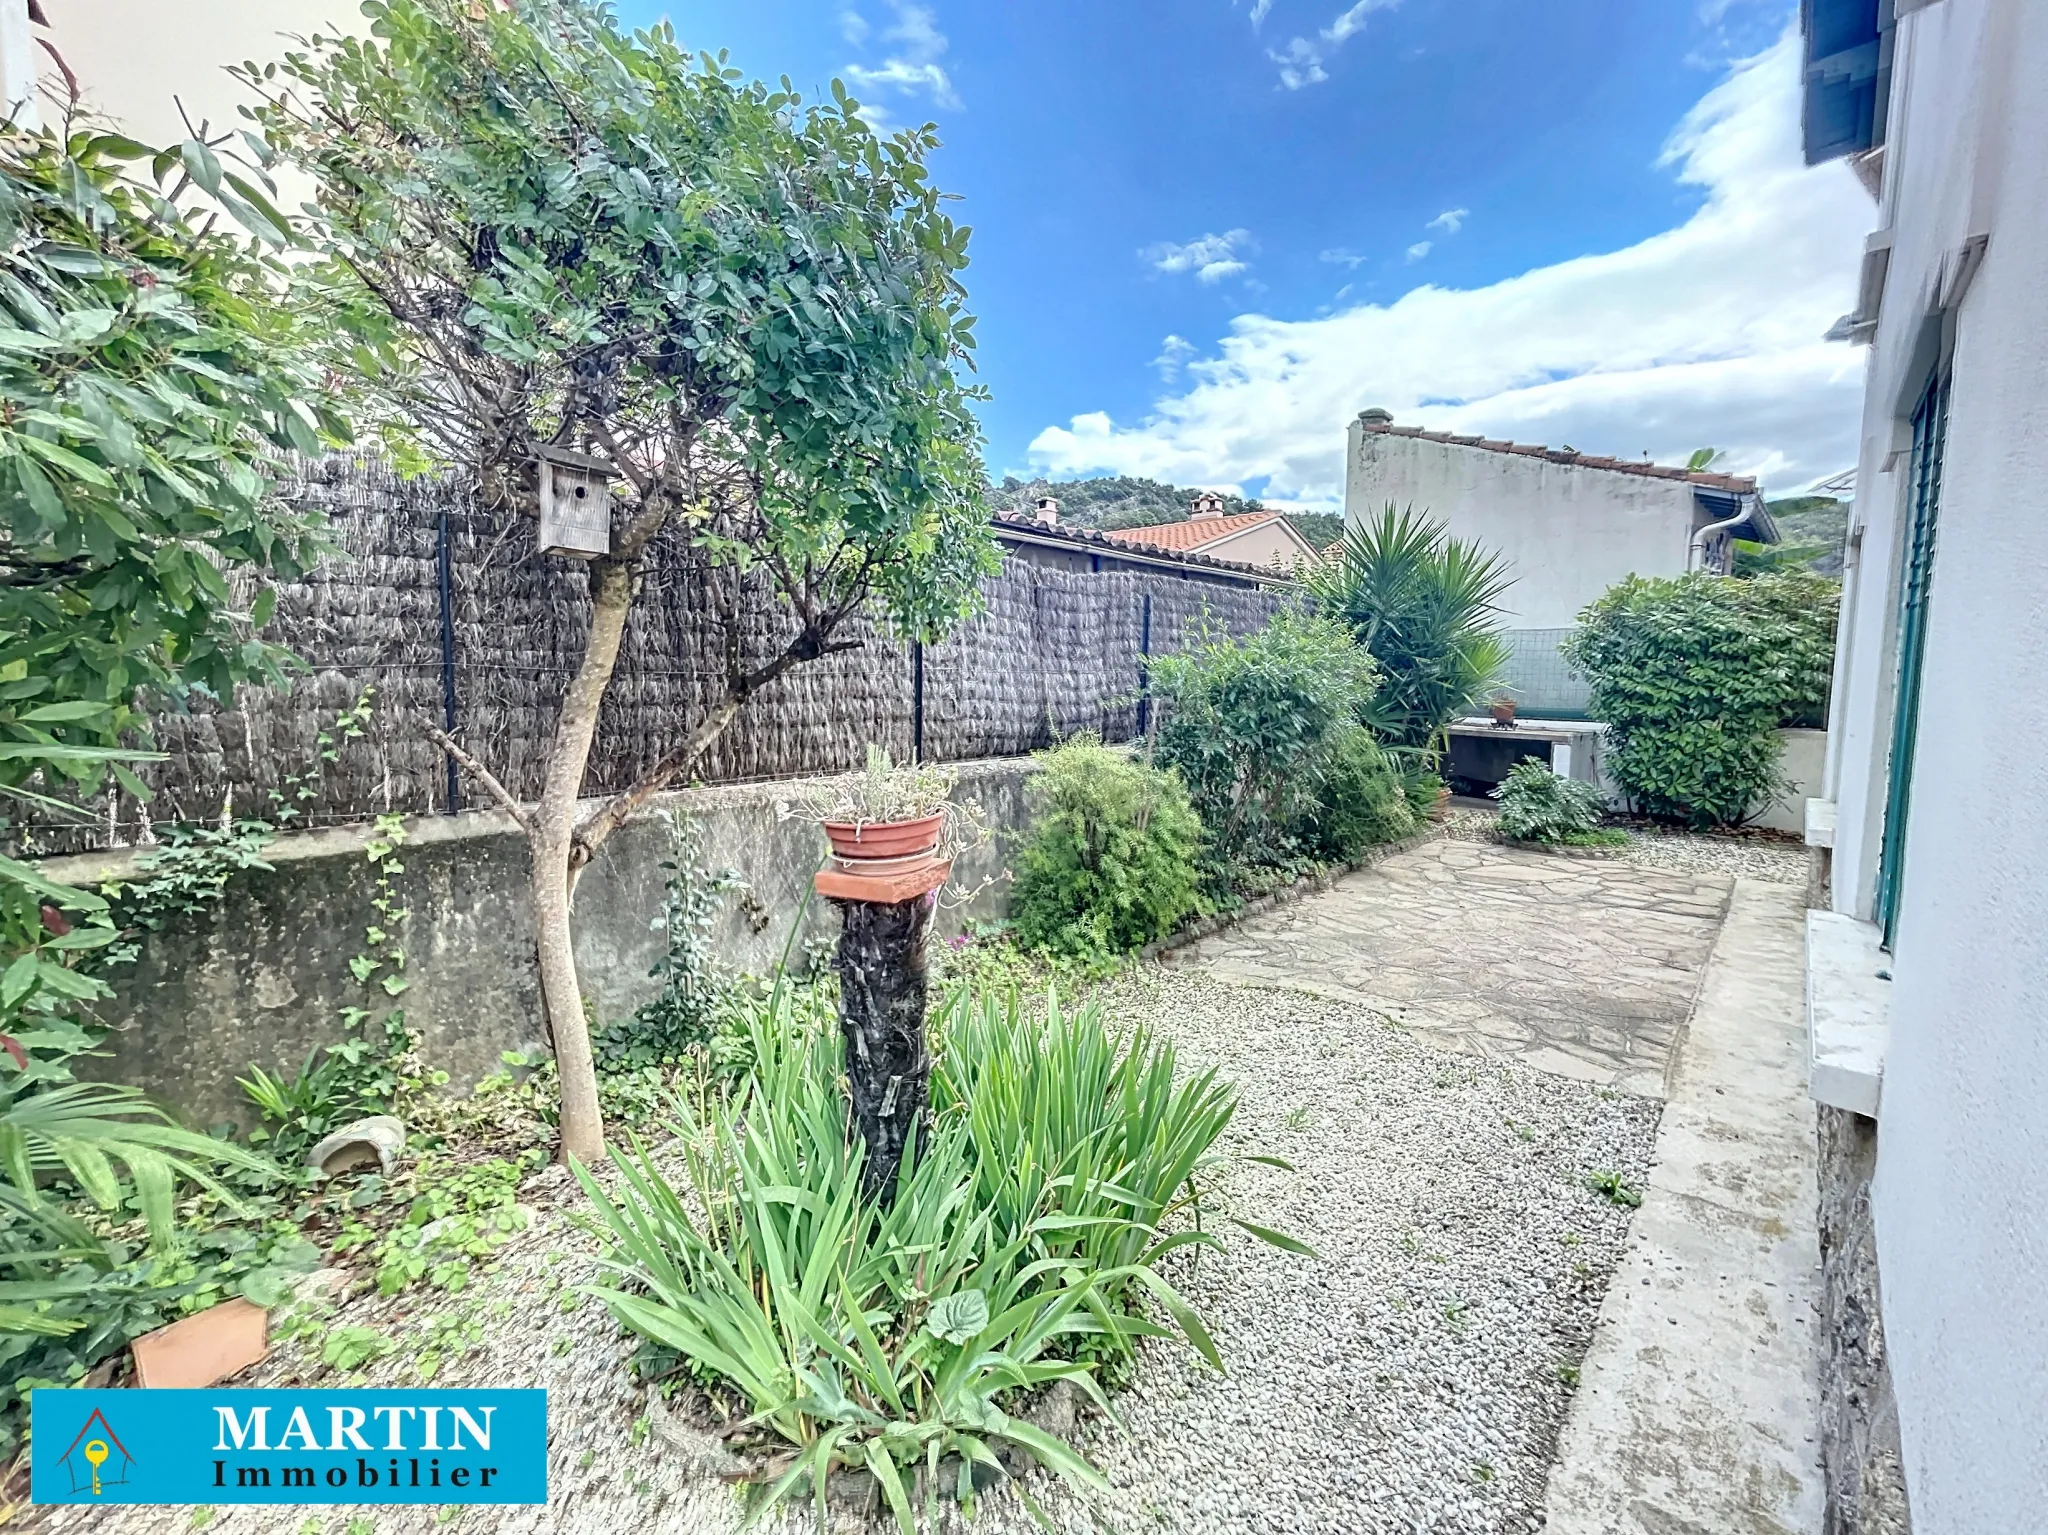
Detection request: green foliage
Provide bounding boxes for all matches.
[1491,760,1609,844]
[1152,610,1380,873]
[0,127,338,807]
[1299,724,1416,862]
[1010,737,1203,960]
[1586,1170,1643,1209]
[1305,504,1513,755]
[594,814,741,1072]
[0,121,343,1086]
[1564,572,1839,826]
[577,987,1300,1525]
[1749,495,1849,578]
[241,0,997,641]
[338,1151,542,1298]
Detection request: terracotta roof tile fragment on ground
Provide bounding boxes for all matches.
[1360,418,1758,495]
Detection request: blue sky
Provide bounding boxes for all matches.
[618,0,1871,504]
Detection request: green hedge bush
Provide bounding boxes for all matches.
[1564,572,1838,827]
[1152,610,1380,872]
[1301,724,1417,860]
[1011,738,1204,960]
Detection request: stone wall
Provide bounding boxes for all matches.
[1816,1105,1914,1535]
[43,757,1036,1130]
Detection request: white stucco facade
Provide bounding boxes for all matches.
[1342,420,1756,630]
[1816,1,2048,1528]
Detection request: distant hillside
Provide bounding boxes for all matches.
[1763,495,1850,577]
[996,475,1344,554]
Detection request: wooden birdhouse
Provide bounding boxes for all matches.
[536,446,617,559]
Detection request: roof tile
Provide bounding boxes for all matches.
[1359,418,1758,493]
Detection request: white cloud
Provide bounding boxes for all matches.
[839,8,870,44]
[1250,0,1275,25]
[1146,229,1256,284]
[1153,334,1196,379]
[1028,31,1869,502]
[1271,0,1401,89]
[842,2,960,115]
[1405,240,1433,262]
[1427,207,1469,233]
[1319,247,1368,268]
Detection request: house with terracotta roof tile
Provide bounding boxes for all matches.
[1098,494,1321,574]
[1344,408,1779,711]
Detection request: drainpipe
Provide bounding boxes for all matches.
[1688,497,1757,574]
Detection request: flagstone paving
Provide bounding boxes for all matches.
[1170,838,1732,1099]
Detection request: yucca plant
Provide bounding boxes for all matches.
[1305,503,1514,759]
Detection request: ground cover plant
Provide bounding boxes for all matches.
[1010,737,1203,962]
[1564,571,1838,827]
[241,0,999,1162]
[577,984,1303,1528]
[1491,760,1624,846]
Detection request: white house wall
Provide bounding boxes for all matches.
[1342,424,1701,629]
[1824,1,2048,1527]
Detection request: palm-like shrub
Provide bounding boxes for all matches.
[1305,504,1514,756]
[1011,738,1204,960]
[577,987,1299,1527]
[1491,760,1611,844]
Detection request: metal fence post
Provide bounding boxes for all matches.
[436,505,461,814]
[911,639,925,763]
[1136,591,1153,738]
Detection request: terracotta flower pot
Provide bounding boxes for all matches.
[822,812,944,863]
[1490,699,1517,726]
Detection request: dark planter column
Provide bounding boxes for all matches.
[816,859,950,1204]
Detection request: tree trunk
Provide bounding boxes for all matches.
[534,558,635,1166]
[832,892,935,1203]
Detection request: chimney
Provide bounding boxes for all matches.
[1358,407,1394,429]
[1190,492,1225,521]
[1033,495,1059,527]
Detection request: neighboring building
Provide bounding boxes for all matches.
[991,499,1287,589]
[1343,411,1778,712]
[1099,493,1320,574]
[2,0,344,140]
[1802,2,2048,1533]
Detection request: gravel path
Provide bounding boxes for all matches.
[1442,805,1811,886]
[44,970,1659,1535]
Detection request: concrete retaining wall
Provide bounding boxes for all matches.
[43,757,1035,1130]
[1817,1106,1914,1535]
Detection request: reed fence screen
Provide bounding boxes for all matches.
[34,457,1286,852]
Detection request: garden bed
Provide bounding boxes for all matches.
[45,966,1657,1535]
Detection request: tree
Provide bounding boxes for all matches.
[239,0,997,1161]
[0,117,338,1074]
[1303,504,1513,757]
[0,114,316,1354]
